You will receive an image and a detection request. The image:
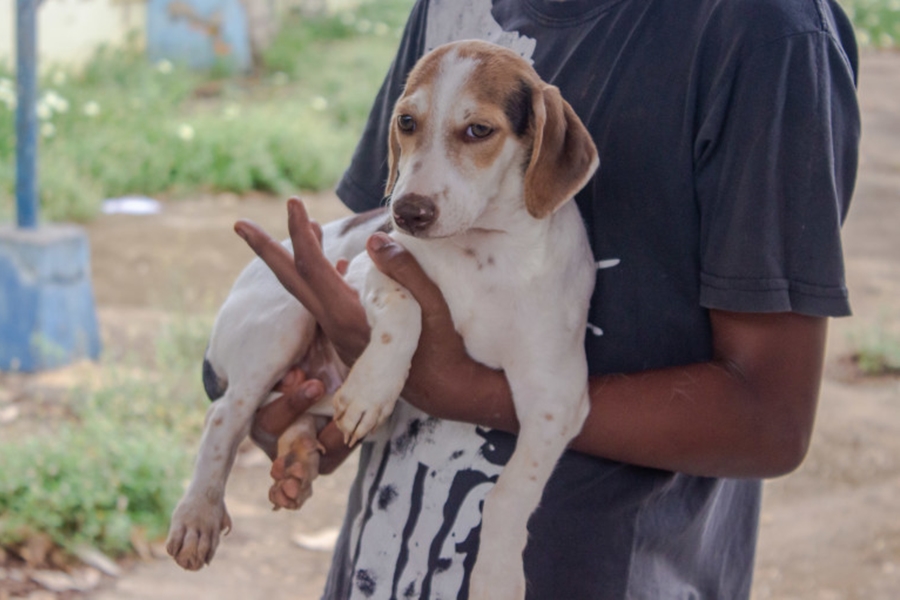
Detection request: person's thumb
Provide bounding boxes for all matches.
[257,377,325,439]
[366,233,445,310]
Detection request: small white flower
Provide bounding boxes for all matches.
[83,101,100,117]
[52,70,67,86]
[156,59,174,74]
[373,22,389,37]
[223,104,240,120]
[44,90,69,113]
[311,96,328,111]
[0,86,17,111]
[41,122,56,138]
[272,71,289,86]
[36,101,52,120]
[177,123,195,142]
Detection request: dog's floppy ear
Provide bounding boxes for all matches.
[524,84,598,219]
[384,115,402,196]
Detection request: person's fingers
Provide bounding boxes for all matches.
[366,233,446,312]
[311,219,324,246]
[254,378,325,439]
[281,200,371,358]
[234,218,325,317]
[273,367,308,393]
[286,198,341,290]
[318,421,354,475]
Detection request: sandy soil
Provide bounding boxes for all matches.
[4,52,899,600]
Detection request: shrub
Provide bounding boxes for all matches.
[0,0,413,223]
[840,0,900,48]
[0,315,212,557]
[850,320,900,376]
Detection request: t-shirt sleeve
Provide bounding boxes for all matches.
[694,29,860,317]
[335,1,430,213]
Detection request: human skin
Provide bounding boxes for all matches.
[239,198,827,502]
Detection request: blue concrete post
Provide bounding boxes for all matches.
[147,0,252,72]
[15,0,38,229]
[0,0,102,372]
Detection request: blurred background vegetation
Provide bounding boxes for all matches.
[0,0,897,224]
[0,316,211,558]
[0,0,413,222]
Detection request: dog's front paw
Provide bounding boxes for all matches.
[269,434,322,510]
[166,496,232,571]
[333,385,395,447]
[469,549,526,600]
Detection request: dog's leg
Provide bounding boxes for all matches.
[468,362,590,600]
[166,383,263,570]
[333,261,421,446]
[268,413,326,510]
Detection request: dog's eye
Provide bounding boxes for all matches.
[465,123,494,140]
[397,114,416,133]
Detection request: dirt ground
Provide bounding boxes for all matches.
[4,52,900,599]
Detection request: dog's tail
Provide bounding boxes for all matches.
[202,349,228,402]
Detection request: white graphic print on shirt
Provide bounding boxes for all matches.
[424,0,536,58]
[347,402,512,599]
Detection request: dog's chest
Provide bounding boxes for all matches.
[421,242,534,370]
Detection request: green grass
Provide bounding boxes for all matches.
[0,315,212,558]
[0,0,413,223]
[840,0,900,48]
[850,320,900,376]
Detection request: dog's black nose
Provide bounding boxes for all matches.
[392,194,438,235]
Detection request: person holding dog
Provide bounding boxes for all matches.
[237,0,860,597]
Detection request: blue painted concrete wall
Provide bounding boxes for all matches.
[0,225,101,371]
[147,0,252,71]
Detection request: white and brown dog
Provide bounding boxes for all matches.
[167,40,598,599]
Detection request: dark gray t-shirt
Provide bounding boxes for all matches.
[325,1,860,598]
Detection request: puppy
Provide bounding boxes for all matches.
[168,40,598,600]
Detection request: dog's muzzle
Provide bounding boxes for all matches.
[392,193,438,235]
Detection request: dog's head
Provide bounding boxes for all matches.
[385,40,599,238]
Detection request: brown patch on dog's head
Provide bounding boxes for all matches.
[450,42,598,219]
[385,41,598,218]
[523,83,598,219]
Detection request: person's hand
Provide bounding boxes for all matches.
[250,368,325,459]
[252,368,355,510]
[235,198,370,366]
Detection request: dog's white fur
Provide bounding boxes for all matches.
[167,40,598,599]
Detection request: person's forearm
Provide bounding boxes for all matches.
[404,357,519,432]
[402,357,812,480]
[574,362,811,479]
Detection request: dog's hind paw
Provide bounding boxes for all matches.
[166,498,232,571]
[269,434,322,510]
